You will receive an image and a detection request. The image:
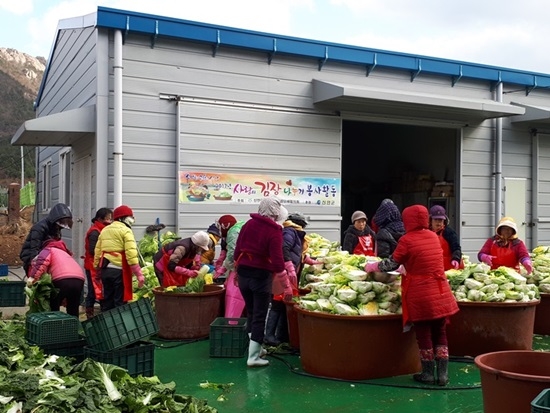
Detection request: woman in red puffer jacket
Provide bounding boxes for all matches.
[365,204,459,387]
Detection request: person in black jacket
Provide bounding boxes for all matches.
[20,202,73,276]
[372,199,405,258]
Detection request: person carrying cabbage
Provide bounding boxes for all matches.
[365,204,459,386]
[372,198,404,258]
[477,216,532,274]
[429,205,464,271]
[264,212,321,346]
[234,196,291,367]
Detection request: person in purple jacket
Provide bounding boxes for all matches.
[234,196,290,367]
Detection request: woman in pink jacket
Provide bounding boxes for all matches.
[28,239,85,317]
[365,204,459,386]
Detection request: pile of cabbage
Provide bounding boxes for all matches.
[445,257,539,303]
[298,248,401,316]
[529,246,550,293]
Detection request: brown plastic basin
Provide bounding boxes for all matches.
[534,293,550,335]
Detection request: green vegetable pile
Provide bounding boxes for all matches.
[0,318,217,413]
[529,245,550,292]
[171,266,211,293]
[298,246,402,316]
[445,256,540,302]
[25,274,58,314]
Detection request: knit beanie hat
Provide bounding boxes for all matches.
[351,210,367,223]
[207,223,221,238]
[113,205,133,220]
[217,215,237,237]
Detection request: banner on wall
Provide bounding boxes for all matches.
[179,171,341,206]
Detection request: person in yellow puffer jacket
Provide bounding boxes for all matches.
[200,223,221,268]
[94,205,144,311]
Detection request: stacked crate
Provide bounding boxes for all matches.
[25,311,86,360]
[209,317,249,358]
[0,264,26,307]
[82,299,158,377]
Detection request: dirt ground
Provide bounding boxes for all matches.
[0,206,33,266]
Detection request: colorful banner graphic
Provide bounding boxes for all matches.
[179,171,341,206]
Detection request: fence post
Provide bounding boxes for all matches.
[8,183,20,224]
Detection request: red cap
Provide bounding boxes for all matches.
[217,215,237,237]
[113,205,134,220]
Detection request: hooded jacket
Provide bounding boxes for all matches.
[233,213,284,274]
[28,239,84,282]
[373,201,405,258]
[20,203,72,271]
[282,220,307,268]
[378,205,459,326]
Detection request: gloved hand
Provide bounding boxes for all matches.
[522,259,533,275]
[191,254,202,271]
[214,250,227,268]
[275,271,293,302]
[480,254,493,266]
[396,264,406,275]
[284,261,297,287]
[451,260,460,270]
[130,264,145,288]
[364,261,380,273]
[304,255,322,266]
[214,266,226,279]
[175,266,199,278]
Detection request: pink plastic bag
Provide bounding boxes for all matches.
[224,270,245,318]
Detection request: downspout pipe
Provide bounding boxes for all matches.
[494,82,503,226]
[113,30,123,207]
[532,130,539,247]
[175,98,181,233]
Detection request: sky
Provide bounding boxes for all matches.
[0,0,549,74]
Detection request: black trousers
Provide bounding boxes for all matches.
[238,266,271,344]
[50,277,85,317]
[100,267,124,311]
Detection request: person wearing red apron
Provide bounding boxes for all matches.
[83,207,112,319]
[93,205,144,311]
[365,205,459,387]
[429,205,464,271]
[152,231,210,287]
[478,216,532,274]
[342,210,376,256]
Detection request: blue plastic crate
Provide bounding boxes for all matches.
[0,264,8,277]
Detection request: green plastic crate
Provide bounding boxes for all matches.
[25,311,80,345]
[209,317,249,358]
[38,337,87,361]
[0,280,26,306]
[82,299,158,351]
[532,388,550,413]
[84,341,155,377]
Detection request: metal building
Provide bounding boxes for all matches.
[11,6,550,262]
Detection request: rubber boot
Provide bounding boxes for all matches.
[436,358,449,386]
[435,345,450,386]
[247,341,269,367]
[85,307,94,320]
[249,333,267,357]
[413,360,435,384]
[264,308,281,346]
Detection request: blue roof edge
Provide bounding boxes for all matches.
[34,6,550,111]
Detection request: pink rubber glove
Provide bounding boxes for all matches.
[522,259,533,275]
[304,255,321,266]
[175,266,199,278]
[396,264,406,275]
[451,260,460,270]
[480,254,493,266]
[214,266,226,279]
[191,254,202,271]
[130,264,145,288]
[214,250,227,268]
[365,261,380,273]
[275,271,293,301]
[284,261,297,287]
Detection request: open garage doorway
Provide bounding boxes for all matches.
[341,120,460,242]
